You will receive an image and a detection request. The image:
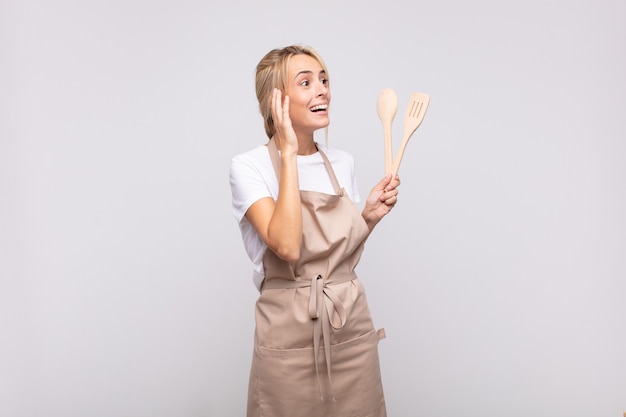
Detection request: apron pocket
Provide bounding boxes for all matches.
[250,329,386,417]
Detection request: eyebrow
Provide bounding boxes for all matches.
[294,69,326,79]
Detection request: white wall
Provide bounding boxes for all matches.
[1,1,625,416]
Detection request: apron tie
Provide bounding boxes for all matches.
[308,274,347,401]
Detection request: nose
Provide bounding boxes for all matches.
[316,80,328,97]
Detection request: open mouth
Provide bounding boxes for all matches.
[310,104,328,112]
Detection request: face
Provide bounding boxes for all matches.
[284,54,331,138]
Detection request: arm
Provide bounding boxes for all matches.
[361,173,400,231]
[245,90,302,262]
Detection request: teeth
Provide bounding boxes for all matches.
[310,104,328,111]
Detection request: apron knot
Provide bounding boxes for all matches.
[308,275,322,320]
[259,272,357,402]
[309,273,349,402]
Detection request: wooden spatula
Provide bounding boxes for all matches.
[389,92,430,178]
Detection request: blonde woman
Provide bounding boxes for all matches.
[230,44,400,417]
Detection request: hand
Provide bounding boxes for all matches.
[271,88,298,155]
[362,174,400,231]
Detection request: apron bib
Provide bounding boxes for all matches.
[247,139,387,417]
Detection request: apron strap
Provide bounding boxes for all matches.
[266,138,343,196]
[318,147,343,196]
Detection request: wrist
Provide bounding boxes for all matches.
[361,210,379,231]
[279,143,299,158]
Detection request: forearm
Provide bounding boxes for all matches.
[267,151,302,261]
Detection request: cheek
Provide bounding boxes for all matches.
[287,105,303,121]
[290,99,307,114]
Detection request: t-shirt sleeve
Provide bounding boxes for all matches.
[229,154,273,223]
[349,153,362,204]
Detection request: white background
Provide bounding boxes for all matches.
[1,1,625,416]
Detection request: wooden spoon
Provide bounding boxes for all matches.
[376,88,398,175]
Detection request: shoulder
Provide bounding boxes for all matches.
[230,144,276,221]
[229,144,276,194]
[231,144,269,166]
[230,145,272,177]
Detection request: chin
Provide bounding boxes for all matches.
[317,117,330,129]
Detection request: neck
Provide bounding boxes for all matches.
[297,140,318,156]
[271,136,318,156]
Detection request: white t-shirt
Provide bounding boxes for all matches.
[229,142,362,290]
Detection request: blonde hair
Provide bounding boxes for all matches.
[255,45,329,139]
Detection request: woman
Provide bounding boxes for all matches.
[229,44,400,417]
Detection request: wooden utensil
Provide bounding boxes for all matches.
[390,92,430,178]
[376,88,398,174]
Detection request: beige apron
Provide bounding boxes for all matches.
[247,139,387,417]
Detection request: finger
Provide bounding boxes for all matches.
[378,174,393,193]
[282,94,290,123]
[272,89,283,125]
[385,194,398,206]
[275,89,283,124]
[381,188,399,202]
[386,175,401,191]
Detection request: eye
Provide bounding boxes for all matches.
[321,78,329,85]
[300,80,310,87]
